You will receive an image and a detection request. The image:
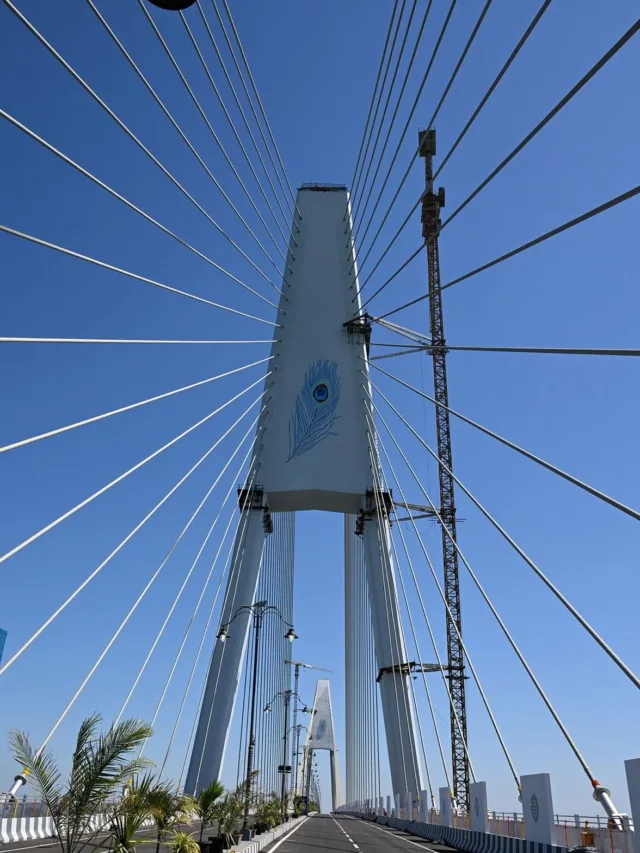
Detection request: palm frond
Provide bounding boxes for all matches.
[9,730,64,817]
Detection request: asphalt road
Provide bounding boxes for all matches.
[263,814,458,853]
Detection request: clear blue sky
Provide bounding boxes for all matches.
[1,0,639,818]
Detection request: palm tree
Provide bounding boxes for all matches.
[109,773,155,853]
[9,714,153,853]
[192,780,224,842]
[147,781,190,853]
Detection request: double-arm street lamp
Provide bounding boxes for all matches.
[264,690,311,821]
[216,602,297,829]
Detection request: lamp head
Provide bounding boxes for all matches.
[146,0,197,9]
[264,704,272,713]
[216,626,229,642]
[284,627,298,643]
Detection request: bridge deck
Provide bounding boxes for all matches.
[265,814,458,852]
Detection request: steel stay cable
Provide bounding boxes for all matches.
[370,393,599,786]
[0,358,270,455]
[210,0,296,225]
[4,0,279,298]
[136,0,292,253]
[369,361,640,523]
[352,0,457,267]
[356,0,488,259]
[371,436,516,793]
[367,403,517,791]
[350,0,433,247]
[364,404,459,791]
[442,17,640,233]
[114,413,261,726]
[156,442,263,772]
[0,226,276,326]
[31,399,263,758]
[0,337,275,345]
[187,453,262,789]
[364,429,411,795]
[179,8,291,279]
[385,514,439,805]
[365,19,640,312]
[192,444,266,790]
[152,436,261,771]
[167,481,249,778]
[217,0,300,219]
[0,111,278,310]
[369,377,640,694]
[370,344,640,358]
[351,0,410,228]
[236,621,253,785]
[193,0,293,257]
[373,183,640,322]
[356,0,552,287]
[0,372,269,570]
[346,0,400,220]
[368,567,379,803]
[84,0,287,271]
[366,426,435,801]
[0,386,266,678]
[176,544,236,786]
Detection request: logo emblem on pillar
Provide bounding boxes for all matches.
[287,359,341,461]
[530,793,540,822]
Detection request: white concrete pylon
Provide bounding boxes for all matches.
[185,500,266,793]
[186,185,423,800]
[301,678,342,811]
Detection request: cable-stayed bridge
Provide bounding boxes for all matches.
[1,1,639,851]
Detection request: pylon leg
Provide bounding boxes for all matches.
[185,504,266,793]
[362,512,423,796]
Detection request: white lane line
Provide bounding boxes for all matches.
[358,818,440,850]
[331,815,361,850]
[268,815,309,851]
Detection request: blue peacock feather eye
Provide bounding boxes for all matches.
[287,360,341,461]
[313,383,329,403]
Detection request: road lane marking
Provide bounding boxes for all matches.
[268,815,309,851]
[357,818,440,850]
[331,816,361,850]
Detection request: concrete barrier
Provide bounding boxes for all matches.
[224,814,311,852]
[342,811,570,853]
[0,814,154,844]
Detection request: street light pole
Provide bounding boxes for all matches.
[281,690,291,821]
[264,690,310,822]
[216,603,297,831]
[243,601,266,830]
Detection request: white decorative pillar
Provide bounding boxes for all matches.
[387,794,392,816]
[420,789,429,823]
[625,759,640,853]
[521,773,556,844]
[404,790,413,820]
[394,793,400,817]
[439,787,453,827]
[469,782,489,832]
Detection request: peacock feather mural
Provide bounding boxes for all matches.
[287,359,341,462]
